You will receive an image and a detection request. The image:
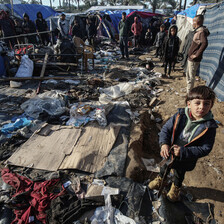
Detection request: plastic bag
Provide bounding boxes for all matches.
[21,97,66,119]
[15,55,34,78]
[1,118,32,134]
[100,83,134,99]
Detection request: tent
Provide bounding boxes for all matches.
[198,2,224,101]
[5,4,57,21]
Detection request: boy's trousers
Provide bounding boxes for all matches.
[186,60,200,93]
[119,36,129,58]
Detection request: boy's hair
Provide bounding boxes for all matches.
[195,14,204,25]
[160,24,165,29]
[186,86,216,107]
[122,12,126,16]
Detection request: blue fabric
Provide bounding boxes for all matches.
[178,4,200,18]
[159,108,217,169]
[5,4,57,21]
[198,3,224,102]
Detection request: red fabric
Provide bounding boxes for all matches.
[1,168,65,224]
[127,11,165,19]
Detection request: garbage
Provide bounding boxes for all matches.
[66,102,108,127]
[21,97,66,119]
[10,81,22,88]
[100,83,134,100]
[125,109,140,124]
[141,158,160,172]
[1,118,32,134]
[15,55,34,78]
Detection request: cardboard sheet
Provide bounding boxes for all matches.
[59,125,120,173]
[7,124,82,171]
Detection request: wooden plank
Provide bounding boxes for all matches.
[35,62,78,66]
[7,125,82,171]
[40,51,50,78]
[59,125,120,173]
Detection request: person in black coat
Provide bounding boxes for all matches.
[22,13,37,44]
[72,19,82,39]
[35,11,49,45]
[162,25,179,78]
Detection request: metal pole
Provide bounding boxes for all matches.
[10,0,14,16]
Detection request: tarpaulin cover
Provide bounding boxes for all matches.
[198,2,224,101]
[5,4,57,21]
[177,4,200,18]
[127,11,164,19]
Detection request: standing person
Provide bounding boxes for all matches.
[186,15,209,94]
[118,12,129,60]
[162,25,180,78]
[154,24,166,58]
[148,86,217,202]
[14,19,24,44]
[0,10,15,47]
[58,13,70,40]
[145,27,153,49]
[131,16,142,48]
[86,18,96,46]
[22,13,37,44]
[72,19,82,39]
[35,11,49,45]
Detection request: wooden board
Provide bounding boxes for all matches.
[7,124,82,171]
[59,125,120,173]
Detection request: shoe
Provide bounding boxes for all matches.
[120,56,125,60]
[126,57,130,60]
[161,64,164,67]
[148,175,162,190]
[167,74,170,78]
[167,183,180,202]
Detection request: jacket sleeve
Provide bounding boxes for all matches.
[180,127,216,161]
[195,31,208,59]
[159,112,178,147]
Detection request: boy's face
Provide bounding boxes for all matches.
[170,28,176,36]
[187,99,212,120]
[160,27,164,32]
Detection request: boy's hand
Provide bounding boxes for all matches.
[160,144,170,159]
[173,144,181,157]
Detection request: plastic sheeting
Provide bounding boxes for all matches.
[198,2,224,102]
[5,4,57,21]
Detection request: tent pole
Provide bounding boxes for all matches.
[10,0,14,16]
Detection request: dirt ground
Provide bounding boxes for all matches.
[125,51,224,223]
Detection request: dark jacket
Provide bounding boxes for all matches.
[159,108,217,170]
[118,19,129,37]
[35,12,48,32]
[188,26,210,62]
[86,22,96,38]
[154,30,166,47]
[162,25,179,62]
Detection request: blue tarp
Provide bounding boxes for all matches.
[5,4,57,21]
[198,3,224,102]
[177,4,200,18]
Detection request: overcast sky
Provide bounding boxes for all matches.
[41,0,193,8]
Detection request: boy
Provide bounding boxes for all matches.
[154,24,166,58]
[149,86,217,202]
[162,25,179,78]
[145,27,153,48]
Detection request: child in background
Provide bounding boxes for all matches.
[162,25,180,78]
[145,27,153,49]
[148,86,217,202]
[154,24,166,58]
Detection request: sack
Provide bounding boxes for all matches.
[15,55,34,78]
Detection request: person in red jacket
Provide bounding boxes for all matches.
[131,16,142,48]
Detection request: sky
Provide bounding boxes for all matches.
[41,0,193,8]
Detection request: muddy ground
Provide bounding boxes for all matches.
[125,51,224,223]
